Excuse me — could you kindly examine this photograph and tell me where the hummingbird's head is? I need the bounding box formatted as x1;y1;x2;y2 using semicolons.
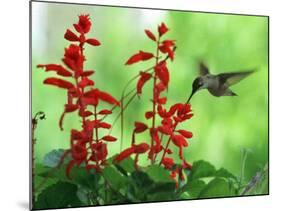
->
186;77;205;104
192;77;205;92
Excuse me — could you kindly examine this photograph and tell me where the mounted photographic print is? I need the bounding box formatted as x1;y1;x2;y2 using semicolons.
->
30;1;269;210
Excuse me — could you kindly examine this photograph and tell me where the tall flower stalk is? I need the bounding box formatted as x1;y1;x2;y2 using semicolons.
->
115;23;194;185
37;15;120;177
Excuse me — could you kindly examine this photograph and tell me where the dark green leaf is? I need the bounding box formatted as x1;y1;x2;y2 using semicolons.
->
102;166;128;193
145;165;173;183
182;179;206;198
34;181;82;209
131;171;153;187
115;157;135;174
188;160;216;181
215;168;237;180
147;182;176;194
199;177;236;198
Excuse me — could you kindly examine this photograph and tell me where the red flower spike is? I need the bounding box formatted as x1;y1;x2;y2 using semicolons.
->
114;147;135;162
86;38;101;46
145;29;156;41
98;109;112;115
37;64;73;77
177;130;193;139
64;29;79;42
158;22;169;37
74;14;91;34
102;135;117;142
134;122;148;133
162;157;174;169
44;78;75;89
137;72;152;95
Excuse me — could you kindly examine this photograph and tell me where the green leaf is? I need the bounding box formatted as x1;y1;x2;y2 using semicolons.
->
182;179;206;198
145;165;173;183
102;166;128;193
199;177;236;198
34;181;82;209
148;182;176;194
43;149;70;167
131;171;153;187
115;157;135;174
215;168;237;180
70;167;101;190
188;160;216;181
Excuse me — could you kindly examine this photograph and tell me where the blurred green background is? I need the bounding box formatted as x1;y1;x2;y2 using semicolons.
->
32;2;268;182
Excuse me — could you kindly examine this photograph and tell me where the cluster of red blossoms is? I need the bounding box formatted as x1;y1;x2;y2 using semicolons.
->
37;15;120;176
114;23;193;185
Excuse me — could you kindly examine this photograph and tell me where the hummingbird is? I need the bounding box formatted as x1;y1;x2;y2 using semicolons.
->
186;62;254;103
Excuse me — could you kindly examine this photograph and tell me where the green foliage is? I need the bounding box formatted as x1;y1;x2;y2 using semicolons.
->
34;181;82;209
198;178;236;198
145;165;174;183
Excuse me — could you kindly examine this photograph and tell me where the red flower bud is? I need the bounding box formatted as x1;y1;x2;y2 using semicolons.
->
158;22;169;37
134;122;148;133
145;29;156;41
102;135;117;142
64;29;79;41
86;38;101;46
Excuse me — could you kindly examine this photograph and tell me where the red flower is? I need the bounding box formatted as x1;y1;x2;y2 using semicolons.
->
133;143;150;153
154;62;169;87
134;122;148;133
177;130;193;139
37;64;72;77
125;51;154;65
145;29;156;41
43;77;74;89
162;157;174;169
145;111;154;119
158;22;169;37
114;147;135;162
86;38;101;46
159;40;175;61
98;109;112;115
63;44;84;72
71;143;87;162
102;135;117;142
73;14;91;34
137;72;152;94
90;143;108;161
84;89;120;106
64;29;79;42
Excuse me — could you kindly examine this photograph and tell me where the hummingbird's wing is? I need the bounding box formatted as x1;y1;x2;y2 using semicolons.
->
199;62;210;76
218;71;254;87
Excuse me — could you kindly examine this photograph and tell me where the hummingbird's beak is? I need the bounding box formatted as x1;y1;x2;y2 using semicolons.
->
186;89;196;104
